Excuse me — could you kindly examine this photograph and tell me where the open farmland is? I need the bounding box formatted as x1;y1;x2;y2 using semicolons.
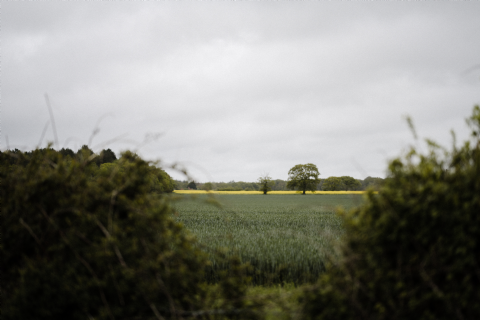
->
172;194;365;284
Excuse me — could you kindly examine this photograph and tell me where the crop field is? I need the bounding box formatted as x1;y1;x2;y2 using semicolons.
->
173;190;368;195
171;194;365;285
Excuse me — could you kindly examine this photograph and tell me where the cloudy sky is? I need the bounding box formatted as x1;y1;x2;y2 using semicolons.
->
2;2;480;182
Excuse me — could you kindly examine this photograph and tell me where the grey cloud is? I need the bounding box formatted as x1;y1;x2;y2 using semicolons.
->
3;2;480;183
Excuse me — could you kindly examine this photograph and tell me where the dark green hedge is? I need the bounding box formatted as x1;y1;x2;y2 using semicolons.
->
300;106;480;320
1;149;257;319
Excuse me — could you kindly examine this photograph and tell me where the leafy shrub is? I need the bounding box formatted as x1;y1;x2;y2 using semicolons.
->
300;106;480;319
1;148;253;319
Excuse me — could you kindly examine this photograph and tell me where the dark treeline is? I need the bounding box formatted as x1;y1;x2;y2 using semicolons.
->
1;145;175;193
1;145;118;167
175;176;385;191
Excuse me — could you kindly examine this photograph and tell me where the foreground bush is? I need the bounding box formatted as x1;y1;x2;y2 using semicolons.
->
1;149;256;319
300;106;480;320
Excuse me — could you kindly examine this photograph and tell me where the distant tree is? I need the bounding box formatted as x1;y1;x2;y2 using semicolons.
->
322;176;362;191
59;148;75;158
99;148;117;164
187;181;197;190
322;177;343;191
174;180;188;190
272;179;287;191
248;182;260;191
236;181;247;190
76;145;94;160
257;174;274;195
287;164;321;195
317;179;325;190
340;176;362;191
202;182;213;191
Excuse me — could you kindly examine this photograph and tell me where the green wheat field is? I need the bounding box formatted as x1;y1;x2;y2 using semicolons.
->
172;194;365;285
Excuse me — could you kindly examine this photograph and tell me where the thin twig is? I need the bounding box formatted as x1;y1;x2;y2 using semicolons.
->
91;133;129;153
156;273;178;319
93;216;128;269
37;121;50;148
149;303;166;320
19;218;43;247
44;93;59;149
75;231;93;246
109;265;125;306
88;113;114;147
108;190;118;235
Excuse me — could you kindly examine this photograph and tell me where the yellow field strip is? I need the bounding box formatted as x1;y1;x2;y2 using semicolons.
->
173;190;372;195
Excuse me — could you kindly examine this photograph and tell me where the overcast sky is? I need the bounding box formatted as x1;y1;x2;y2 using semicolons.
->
2;2;480;182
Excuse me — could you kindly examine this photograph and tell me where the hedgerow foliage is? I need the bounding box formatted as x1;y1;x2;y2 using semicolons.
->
300;106;480;320
1;148;255;319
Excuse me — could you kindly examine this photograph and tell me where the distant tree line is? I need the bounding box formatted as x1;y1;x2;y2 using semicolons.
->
319;176;386;191
175;180;262;191
174;176;385;191
2;145;117;167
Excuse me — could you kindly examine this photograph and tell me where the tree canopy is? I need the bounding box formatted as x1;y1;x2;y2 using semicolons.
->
257;174;274;195
322;176;362;191
321;176;343;191
187;181;197;190
286;163;321;194
202;182;213;191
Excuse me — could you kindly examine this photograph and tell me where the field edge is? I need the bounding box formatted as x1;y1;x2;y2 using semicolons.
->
173;190;372;195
